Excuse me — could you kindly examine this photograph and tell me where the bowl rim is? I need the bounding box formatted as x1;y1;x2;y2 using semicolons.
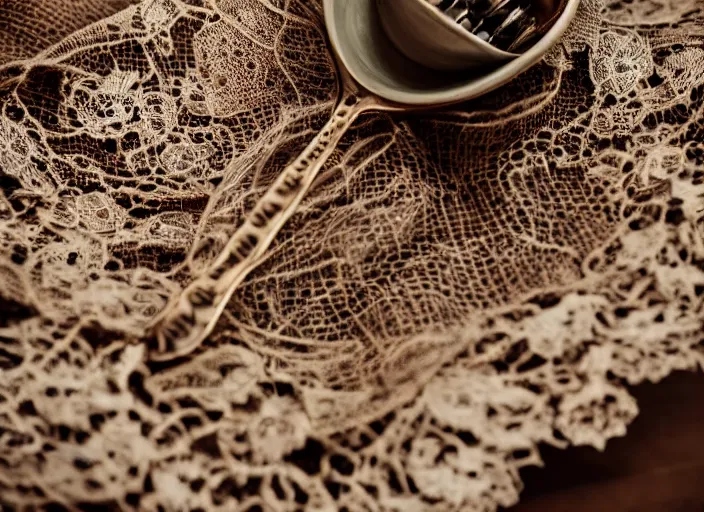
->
323;0;581;106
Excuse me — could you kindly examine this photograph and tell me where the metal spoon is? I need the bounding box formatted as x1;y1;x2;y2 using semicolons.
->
149;0;580;360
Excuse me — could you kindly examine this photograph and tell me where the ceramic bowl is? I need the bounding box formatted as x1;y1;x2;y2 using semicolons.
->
323;0;580;106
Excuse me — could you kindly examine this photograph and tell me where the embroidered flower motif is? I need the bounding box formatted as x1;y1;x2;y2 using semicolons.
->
520;294;610;358
248;396;310;464
591;30;653;95
422;367;552;447
141;0;179;54
70;72;141;135
69;72;175;140
159;137;217;178
555;379;638;450
406;436;519;508
0;118;55;195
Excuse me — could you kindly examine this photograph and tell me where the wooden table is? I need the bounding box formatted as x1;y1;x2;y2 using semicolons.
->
508;371;704;512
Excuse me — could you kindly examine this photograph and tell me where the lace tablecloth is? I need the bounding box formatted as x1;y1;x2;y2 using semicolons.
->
0;0;703;510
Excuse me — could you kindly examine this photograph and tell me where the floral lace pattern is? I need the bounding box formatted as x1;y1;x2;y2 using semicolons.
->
0;0;703;510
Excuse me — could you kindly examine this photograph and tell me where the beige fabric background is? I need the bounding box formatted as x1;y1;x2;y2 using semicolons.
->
0;0;703;510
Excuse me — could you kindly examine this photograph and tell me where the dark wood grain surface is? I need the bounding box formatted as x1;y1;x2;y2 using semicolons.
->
507;371;704;512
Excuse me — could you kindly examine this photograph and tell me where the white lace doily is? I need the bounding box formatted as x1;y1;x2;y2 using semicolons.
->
0;0;703;510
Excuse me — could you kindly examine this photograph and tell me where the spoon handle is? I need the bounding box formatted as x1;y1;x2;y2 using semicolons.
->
149;91;373;360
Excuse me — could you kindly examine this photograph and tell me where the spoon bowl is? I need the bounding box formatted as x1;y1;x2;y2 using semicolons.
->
324;0;579;106
377;0;519;71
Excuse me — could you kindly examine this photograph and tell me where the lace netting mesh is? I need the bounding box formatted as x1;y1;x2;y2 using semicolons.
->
0;0;703;509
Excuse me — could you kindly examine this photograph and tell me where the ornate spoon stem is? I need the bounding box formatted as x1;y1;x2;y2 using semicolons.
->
150;89;376;359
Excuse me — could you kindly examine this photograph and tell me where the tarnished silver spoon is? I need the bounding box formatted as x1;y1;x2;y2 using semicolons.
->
149;0;580;360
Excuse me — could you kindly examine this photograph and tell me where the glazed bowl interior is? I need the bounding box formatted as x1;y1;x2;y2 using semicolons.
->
323;0;580;107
